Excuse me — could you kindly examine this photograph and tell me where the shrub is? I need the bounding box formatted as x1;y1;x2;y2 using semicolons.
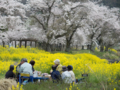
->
0;79;17;90
103;53;119;60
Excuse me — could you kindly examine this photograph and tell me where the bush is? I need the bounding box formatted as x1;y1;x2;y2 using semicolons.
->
103;53;119;60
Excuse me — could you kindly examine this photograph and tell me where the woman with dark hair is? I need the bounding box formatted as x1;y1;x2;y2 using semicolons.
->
29;60;52;81
29;60;35;73
67;65;85;83
5;65;15;79
67;65;75;82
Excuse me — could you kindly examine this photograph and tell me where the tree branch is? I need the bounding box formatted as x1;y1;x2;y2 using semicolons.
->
47;0;56;25
69;25;79;41
55;32;67;39
31;15;46;30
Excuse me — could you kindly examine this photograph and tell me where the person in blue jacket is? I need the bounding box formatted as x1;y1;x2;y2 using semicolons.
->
51;65;61;83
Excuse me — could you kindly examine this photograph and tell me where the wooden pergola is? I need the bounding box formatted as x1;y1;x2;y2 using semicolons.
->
10;39;38;48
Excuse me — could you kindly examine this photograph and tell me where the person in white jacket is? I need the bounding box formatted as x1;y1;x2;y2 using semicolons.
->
67;65;75;82
67;65;85;83
61;66;72;84
19;58;33;76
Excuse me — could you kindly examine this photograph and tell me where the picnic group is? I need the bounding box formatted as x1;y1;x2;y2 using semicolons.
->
5;58;84;85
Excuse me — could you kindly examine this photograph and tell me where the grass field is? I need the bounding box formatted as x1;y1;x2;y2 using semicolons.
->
0;74;4;79
22;81;120;90
0;46;120;90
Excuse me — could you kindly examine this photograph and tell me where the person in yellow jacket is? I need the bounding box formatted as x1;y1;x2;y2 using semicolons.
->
50;59;63;74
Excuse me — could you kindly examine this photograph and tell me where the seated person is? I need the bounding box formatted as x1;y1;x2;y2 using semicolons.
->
29;60;51;81
50;59;62;74
29;60;41;77
19;58;33;76
5;65;15;79
67;65;75;82
67;65;84;83
61;66;72;84
29;60;35;73
51;65;61;83
16;58;27;80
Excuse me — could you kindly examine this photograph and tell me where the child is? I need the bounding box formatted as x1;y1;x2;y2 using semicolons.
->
5;65;15;79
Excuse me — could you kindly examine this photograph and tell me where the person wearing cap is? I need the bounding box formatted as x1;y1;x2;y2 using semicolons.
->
16;58;28;80
19;58;33;76
61;66;72;84
50;59;63;74
5;65;15;79
67;65;75;82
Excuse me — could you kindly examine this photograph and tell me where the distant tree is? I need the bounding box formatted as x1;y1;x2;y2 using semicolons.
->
28;0;89;51
84;3;120;51
0;0;26;44
53;2;89;52
27;0;120;52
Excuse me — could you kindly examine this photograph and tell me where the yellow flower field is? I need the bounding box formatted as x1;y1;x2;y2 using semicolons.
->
0;46;120;84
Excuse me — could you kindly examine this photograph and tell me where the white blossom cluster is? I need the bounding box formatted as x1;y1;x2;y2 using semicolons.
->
0;0;119;48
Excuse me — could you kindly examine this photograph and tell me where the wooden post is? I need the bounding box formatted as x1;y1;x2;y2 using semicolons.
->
35;41;37;47
20;41;22;48
2;41;5;47
15;41;16;48
25;41;27;48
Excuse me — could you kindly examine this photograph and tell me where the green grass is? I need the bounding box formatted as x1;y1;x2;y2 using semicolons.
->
52;50;115;59
0;74;4;79
1;49;120;90
22;80;120;90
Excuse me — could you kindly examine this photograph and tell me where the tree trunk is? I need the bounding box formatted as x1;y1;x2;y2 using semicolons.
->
82;45;84;50
87;45;90;50
76;45;78;50
65;39;71;52
100;45;104;52
105;46;109;52
45;43;51;51
90;41;93;51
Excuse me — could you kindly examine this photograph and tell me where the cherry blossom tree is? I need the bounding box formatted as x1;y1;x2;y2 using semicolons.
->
82;1;120;51
28;0;91;51
0;0;27;44
53;1;89;52
13;0;119;52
